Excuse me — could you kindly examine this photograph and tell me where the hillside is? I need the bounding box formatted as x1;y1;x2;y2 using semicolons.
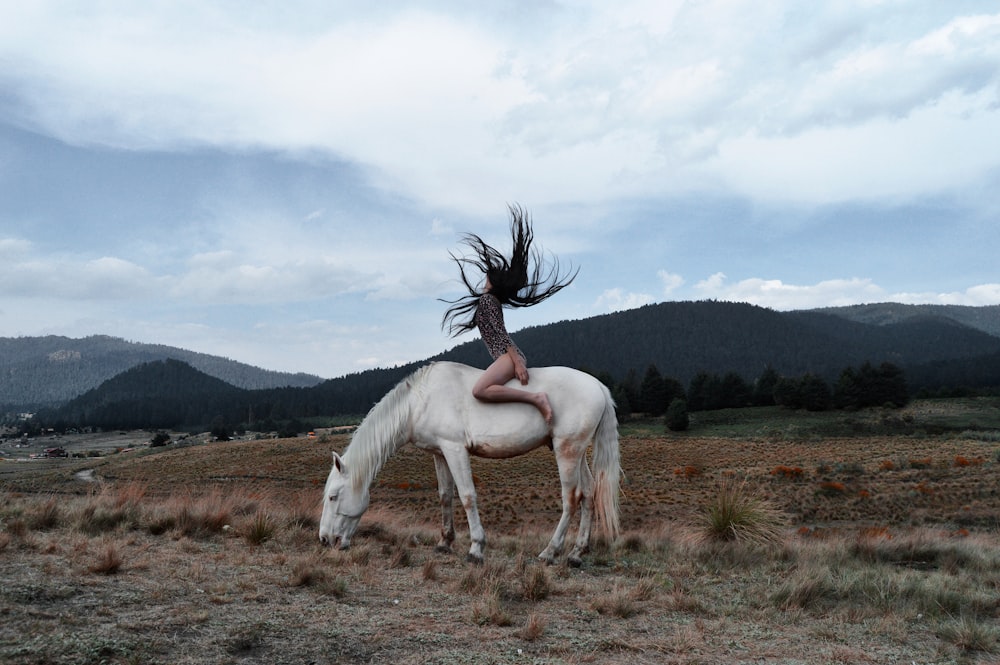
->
814;302;1000;337
0;335;323;408
436;301;1000;385
23;301;1000;430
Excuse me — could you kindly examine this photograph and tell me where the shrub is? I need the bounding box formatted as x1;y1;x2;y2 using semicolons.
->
770;465;804;479
592;586;638;618
521;564;551;601
243;511;276;545
700;480;784;546
521;613;546;641
665;398;689;431
818;481;847;496
90;540;123;575
937;617;999;654
28;496;60;530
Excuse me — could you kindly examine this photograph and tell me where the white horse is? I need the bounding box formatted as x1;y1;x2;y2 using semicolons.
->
319;361;621;566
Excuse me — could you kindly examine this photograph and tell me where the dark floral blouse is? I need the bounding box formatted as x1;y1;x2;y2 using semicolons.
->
474;293;525;362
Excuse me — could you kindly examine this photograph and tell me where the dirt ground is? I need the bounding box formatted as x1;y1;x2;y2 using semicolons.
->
2;424;999;664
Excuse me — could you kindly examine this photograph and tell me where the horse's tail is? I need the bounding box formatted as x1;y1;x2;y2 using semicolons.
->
591;384;621;540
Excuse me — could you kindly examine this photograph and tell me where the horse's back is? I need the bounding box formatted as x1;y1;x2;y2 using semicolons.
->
423;362;610;439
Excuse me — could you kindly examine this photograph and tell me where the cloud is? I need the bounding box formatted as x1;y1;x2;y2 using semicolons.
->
0;252;156;300
694;273;886;310
430;218;454;237
658;270;684;295
891;283;1000;307
594;288;654;312
2;3;997;212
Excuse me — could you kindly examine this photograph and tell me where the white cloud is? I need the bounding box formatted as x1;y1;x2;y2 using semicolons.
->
694;274;886;310
658;270;685;296
2;3;996;212
891;284;1000;307
594;288;654;312
430;218;454;237
0;253;156;300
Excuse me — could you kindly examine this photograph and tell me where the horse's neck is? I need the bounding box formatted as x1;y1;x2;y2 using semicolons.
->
343;382;413;488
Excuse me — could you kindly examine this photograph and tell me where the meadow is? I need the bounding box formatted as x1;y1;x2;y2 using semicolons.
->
2;399;1000;664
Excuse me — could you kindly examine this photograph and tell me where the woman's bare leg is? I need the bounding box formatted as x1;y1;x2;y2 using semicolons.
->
472;354;553;423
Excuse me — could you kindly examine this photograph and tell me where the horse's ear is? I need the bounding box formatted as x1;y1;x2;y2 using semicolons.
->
332;451;346;474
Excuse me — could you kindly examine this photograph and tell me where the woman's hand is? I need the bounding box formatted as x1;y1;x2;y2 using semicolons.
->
509;347;529;384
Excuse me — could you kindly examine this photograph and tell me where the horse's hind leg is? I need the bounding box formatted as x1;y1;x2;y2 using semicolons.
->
567;459;595;567
539;439;585;565
433;454;456;554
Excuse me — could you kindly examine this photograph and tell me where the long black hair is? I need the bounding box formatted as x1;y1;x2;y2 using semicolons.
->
441;204;577;337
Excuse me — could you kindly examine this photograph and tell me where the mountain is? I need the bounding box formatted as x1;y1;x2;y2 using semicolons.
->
51;358;247;430
812;303;1000;338
16;301;1000;428
435;301;1000;385
0;335;323;408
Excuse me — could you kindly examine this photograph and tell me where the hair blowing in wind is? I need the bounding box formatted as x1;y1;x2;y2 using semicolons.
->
441;204;578;337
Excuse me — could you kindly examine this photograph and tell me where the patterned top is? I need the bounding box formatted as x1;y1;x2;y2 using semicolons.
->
474;293;525;362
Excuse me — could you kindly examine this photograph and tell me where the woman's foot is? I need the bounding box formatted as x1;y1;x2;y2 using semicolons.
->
534;392;553;424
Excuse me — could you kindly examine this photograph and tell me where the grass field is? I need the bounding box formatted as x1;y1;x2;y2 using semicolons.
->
2;399;999;664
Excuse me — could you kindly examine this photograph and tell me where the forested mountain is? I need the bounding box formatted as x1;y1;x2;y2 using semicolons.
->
441;301;1000;386
50;359;246;431
15;301;1000;430
813;303;1000;338
0;335;323;408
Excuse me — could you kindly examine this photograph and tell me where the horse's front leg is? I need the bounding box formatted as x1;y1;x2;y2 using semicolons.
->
432;454;456;553
439;445;486;564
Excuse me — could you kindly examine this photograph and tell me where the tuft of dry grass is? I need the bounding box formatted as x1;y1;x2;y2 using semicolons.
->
28;496;61;530
89;538;123;575
592;585;638;618
288;555;349;597
521;563;552;601
937;616;999;654
700;479;785;546
242;510;276;545
520;612;547;641
421;558;438;581
470;588;512;626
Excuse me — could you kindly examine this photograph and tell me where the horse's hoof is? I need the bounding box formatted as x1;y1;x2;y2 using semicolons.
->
435;544;453;555
567;555;583;568
537;553;556;566
466;553;484;565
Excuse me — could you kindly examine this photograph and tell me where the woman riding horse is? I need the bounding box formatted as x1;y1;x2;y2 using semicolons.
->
441;205;577;423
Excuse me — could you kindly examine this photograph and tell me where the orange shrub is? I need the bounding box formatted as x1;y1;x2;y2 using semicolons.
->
954;455;985;467
674;465;702;480
818;481;846;494
909;457;932;469
879;460;895;471
770;465;804;479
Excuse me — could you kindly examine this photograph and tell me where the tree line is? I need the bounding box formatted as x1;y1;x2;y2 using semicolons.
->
588;360;911;431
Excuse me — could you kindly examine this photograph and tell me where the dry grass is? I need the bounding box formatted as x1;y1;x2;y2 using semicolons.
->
1;483;998;663
699;478;785;545
2;420;1000;663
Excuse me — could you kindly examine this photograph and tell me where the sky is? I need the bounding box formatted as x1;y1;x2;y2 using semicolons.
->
1;1;999;379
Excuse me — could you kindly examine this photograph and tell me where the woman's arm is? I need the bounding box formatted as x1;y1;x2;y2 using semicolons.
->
507;345;529;384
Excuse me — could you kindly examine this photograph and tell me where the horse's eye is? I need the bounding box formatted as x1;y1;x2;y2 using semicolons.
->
328;493;338;502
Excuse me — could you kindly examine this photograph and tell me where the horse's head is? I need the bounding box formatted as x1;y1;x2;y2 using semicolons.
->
318;451;370;549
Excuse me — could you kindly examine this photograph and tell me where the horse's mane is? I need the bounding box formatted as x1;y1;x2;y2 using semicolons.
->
342;364;430;491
